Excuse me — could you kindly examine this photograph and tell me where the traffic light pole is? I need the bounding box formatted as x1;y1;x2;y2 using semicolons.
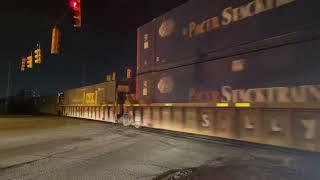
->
5;60;11;113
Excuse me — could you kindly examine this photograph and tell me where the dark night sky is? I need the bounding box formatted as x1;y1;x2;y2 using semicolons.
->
0;0;187;97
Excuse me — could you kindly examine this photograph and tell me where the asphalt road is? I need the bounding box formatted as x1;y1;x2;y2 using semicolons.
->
0;116;317;180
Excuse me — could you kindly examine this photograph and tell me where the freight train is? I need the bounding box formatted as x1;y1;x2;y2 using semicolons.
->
54;0;320;152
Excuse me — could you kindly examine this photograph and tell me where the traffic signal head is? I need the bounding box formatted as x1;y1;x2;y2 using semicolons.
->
70;0;82;28
26;54;33;69
21;58;26;71
34;46;41;64
106;75;112;82
126;68;132;79
112;72;116;81
51;27;60;54
70;0;80;11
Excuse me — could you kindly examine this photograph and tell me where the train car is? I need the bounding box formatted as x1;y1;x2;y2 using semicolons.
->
134;0;320;152
61;81;119;122
61;0;320;152
60;76;136;123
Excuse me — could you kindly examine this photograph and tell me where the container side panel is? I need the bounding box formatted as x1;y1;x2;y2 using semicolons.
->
137;39;320;105
137;0;320;72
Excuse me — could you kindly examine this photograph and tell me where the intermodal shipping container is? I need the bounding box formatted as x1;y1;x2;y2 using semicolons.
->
63;81;116;105
137;38;320;104
137;0;320;74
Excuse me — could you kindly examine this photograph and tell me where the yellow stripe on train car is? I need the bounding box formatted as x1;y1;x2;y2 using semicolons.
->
216;103;229;107
235;103;251;107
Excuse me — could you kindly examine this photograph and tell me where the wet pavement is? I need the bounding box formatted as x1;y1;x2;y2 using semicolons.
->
0;116;319;180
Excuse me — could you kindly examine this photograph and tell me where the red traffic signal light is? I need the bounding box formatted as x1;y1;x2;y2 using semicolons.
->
69;0;82;28
70;0;80;11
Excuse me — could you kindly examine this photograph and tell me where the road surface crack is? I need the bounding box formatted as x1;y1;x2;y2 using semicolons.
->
0;156;47;170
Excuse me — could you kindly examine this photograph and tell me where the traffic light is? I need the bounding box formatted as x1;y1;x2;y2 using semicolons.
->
70;0;82;28
51;27;60;54
106;75;112;82
126;68;132;79
112;72;116;81
34;43;41;64
26;53;33;69
20;58;26;72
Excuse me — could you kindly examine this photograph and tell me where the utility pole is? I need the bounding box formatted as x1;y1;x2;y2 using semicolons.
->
5;60;11;113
